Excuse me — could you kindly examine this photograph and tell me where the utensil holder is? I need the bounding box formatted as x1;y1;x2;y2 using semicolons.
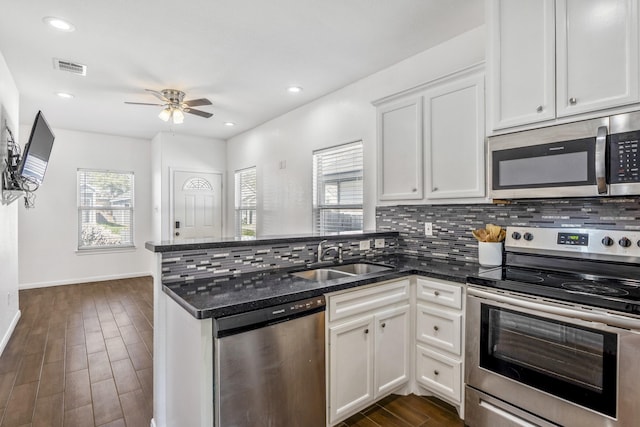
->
478;241;503;267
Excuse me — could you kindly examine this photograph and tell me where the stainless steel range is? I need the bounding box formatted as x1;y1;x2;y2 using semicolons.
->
465;226;640;427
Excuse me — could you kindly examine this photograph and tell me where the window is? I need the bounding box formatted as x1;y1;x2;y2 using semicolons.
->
235;167;257;239
78;169;134;249
313;141;363;233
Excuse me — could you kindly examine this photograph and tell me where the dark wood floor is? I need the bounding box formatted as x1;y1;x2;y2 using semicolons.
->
342;393;464;427
0;277;464;427
0;277;154;427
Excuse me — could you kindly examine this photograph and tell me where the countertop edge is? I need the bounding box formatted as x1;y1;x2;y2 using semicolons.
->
162;265;470;320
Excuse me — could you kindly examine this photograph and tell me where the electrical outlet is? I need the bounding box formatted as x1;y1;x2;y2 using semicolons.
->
374;238;385;248
359;240;371;250
424;222;433;236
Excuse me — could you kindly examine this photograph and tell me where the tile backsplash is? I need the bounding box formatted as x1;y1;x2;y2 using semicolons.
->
376;197;640;263
161;237;398;283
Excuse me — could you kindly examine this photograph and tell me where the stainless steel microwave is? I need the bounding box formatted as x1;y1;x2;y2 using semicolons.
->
489;111;640;199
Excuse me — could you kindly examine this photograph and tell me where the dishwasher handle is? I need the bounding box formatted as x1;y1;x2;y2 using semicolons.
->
215;295;326;338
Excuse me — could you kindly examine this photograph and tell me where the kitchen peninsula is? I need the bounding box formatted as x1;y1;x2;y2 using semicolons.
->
146;231;489;426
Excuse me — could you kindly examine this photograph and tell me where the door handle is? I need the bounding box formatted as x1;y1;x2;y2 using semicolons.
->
595;126;608;194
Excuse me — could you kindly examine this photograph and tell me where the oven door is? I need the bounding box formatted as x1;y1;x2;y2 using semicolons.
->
466;287;640;427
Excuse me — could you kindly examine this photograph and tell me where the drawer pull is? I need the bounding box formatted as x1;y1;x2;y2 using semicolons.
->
434;291;440;297
434;370;439;376
433;325;439;332
364;328;369;334
381;322;386;328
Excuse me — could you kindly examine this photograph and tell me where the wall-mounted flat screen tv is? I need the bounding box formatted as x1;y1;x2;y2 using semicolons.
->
18;111;55;185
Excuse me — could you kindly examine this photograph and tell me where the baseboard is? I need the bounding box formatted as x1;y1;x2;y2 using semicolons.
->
150;418;156;427
19;272;153;290
0;310;21;357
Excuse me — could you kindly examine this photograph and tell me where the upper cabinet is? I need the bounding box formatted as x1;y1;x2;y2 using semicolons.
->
556;0;639;116
488;0;556;129
374;64;486;204
488;0;639;132
377;96;424;201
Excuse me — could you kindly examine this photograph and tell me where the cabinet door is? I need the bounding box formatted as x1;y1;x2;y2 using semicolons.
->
556;0;639;117
424;71;485;199
488;0;556;129
416;304;462;356
416;345;462;403
329;316;375;424
374;305;410;396
377;96;424;201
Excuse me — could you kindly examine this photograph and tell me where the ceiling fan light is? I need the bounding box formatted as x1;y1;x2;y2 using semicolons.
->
158;107;172;122
172;108;185;124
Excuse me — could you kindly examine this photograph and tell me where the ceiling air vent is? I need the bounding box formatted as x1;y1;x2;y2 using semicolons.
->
53;58;87;76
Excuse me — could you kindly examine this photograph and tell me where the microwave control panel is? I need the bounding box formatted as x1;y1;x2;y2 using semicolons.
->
609;131;639;183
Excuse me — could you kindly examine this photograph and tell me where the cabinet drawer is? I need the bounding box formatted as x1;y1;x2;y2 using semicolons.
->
416;345;461;403
416;304;462;355
416;277;462;309
328;279;410;322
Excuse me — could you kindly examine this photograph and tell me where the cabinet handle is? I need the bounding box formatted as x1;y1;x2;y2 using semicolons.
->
412;188;417;192
381;322;386;328
434;291;440;297
536;105;543;113
364;328;369;334
434;370;439;376
569;97;577;105
433;325;439;332
432;187;438;192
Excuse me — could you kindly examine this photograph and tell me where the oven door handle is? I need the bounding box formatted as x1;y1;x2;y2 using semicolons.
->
595;125;608;194
468;287;640;331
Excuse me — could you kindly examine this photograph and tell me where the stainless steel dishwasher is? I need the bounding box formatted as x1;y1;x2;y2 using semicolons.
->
214;295;326;427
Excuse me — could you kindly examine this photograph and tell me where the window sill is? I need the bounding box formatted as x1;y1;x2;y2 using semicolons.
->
76;246;137;255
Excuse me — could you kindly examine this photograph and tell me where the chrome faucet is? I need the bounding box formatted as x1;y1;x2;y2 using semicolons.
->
317;240;343;263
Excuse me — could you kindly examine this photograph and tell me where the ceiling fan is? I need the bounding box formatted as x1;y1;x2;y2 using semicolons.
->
125;89;213;124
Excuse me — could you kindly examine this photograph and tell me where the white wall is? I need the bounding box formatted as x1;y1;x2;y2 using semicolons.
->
0;49;21;354
226;26;486;237
151;132;227;240
17;128;154;288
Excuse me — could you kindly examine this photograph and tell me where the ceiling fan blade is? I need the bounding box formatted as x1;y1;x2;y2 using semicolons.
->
124;101;164;106
145;89;169;102
183;98;212;107
184;108;213;118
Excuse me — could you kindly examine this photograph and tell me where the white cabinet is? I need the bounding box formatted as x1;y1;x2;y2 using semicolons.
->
424;72;485;199
374;64;486;204
327;279;410;425
556;0;639;116
488;0;556;129
377;97;424;201
489;0;640;131
415;277;465;411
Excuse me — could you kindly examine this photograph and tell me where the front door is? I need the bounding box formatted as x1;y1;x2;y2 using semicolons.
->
172;170;222;239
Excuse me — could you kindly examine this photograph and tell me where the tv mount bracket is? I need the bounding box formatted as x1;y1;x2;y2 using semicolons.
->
1;123;25;206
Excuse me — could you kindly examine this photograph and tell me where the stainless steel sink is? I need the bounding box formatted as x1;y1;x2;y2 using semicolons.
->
290;269;353;281
290;263;392;282
329;263;392;275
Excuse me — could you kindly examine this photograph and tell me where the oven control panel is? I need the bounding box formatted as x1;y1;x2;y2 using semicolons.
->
506;226;640;262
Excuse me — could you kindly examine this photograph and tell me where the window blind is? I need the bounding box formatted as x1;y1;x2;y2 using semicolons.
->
235;167;257;238
78;169;134;249
313;141;363;233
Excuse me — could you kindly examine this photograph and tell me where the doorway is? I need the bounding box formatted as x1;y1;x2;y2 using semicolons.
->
171;170;222;239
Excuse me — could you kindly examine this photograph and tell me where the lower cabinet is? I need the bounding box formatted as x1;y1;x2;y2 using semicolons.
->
327;279;411;425
326;276;465;425
415;277;465;413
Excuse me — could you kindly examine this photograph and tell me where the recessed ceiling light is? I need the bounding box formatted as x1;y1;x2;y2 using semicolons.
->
287;86;303;93
43;16;75;32
56;92;74;99
224;122;235;127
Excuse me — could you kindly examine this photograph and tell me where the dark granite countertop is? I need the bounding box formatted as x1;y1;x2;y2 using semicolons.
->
163;255;496;319
146;230;399;253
